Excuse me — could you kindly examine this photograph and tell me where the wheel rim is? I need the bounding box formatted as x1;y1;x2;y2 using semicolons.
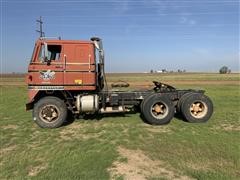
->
39;104;60;123
189;101;208;119
151;102;169;119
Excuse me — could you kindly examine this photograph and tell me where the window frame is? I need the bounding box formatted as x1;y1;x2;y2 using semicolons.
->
37;43;63;62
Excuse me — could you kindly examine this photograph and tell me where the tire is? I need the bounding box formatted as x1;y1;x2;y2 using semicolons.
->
141;94;175;125
140;93;155;113
176;92;193;113
181;93;213;123
33;96;67;128
140;99;145;113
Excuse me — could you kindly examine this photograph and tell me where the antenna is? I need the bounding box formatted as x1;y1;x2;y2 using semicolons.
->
36;16;45;37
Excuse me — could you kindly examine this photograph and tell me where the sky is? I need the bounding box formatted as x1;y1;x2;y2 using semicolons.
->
0;0;239;73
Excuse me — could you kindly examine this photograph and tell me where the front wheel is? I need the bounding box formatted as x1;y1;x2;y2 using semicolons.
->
33;96;67;128
141;95;175;125
181;93;213;123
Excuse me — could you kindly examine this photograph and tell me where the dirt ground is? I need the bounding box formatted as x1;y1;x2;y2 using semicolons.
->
108;147;193;180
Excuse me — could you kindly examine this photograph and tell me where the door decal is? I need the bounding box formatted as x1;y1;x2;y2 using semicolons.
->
39;70;56;81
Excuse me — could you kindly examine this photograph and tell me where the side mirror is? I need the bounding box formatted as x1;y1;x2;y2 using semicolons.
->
93;41;100;50
91;37;103;50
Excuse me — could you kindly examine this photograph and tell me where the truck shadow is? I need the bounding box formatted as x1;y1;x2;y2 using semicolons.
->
173;113;189;123
63;111;138;126
63;110;188;127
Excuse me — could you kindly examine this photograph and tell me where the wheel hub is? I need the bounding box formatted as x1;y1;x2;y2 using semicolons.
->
154;104;163;113
190;101;207;118
40;105;59;122
151;102;168;119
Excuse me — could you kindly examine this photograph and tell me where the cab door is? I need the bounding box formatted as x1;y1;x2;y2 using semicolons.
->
63;43;96;90
28;42;64;86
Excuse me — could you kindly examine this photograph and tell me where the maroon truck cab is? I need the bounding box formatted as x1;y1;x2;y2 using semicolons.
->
26;39;97;105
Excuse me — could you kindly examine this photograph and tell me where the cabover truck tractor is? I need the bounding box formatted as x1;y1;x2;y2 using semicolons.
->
26;37;213;128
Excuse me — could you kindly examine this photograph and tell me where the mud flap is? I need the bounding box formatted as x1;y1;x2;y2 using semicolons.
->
26;102;34;111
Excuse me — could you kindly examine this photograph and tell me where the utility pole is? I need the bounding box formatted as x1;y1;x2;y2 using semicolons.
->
36;16;45;37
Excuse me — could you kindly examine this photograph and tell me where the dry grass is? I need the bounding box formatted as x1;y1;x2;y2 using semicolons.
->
2;124;19;130
28;163;48;177
108;147;193;180
213;123;240;132
0;145;17;155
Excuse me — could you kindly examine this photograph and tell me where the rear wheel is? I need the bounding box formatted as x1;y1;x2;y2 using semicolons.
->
140;93;154;113
33;96;67;128
177;92;193;113
181;93;213;123
142;95;174;125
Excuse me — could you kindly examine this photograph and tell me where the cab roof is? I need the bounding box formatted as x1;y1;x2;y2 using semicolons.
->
37;38;93;44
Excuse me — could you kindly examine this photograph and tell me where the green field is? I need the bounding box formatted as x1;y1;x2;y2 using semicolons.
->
0;73;239;179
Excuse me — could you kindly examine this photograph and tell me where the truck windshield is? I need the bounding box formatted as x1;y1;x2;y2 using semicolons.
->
30;44;37;62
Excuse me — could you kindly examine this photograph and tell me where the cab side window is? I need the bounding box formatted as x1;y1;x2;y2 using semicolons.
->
38;44;62;61
48;45;62;60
